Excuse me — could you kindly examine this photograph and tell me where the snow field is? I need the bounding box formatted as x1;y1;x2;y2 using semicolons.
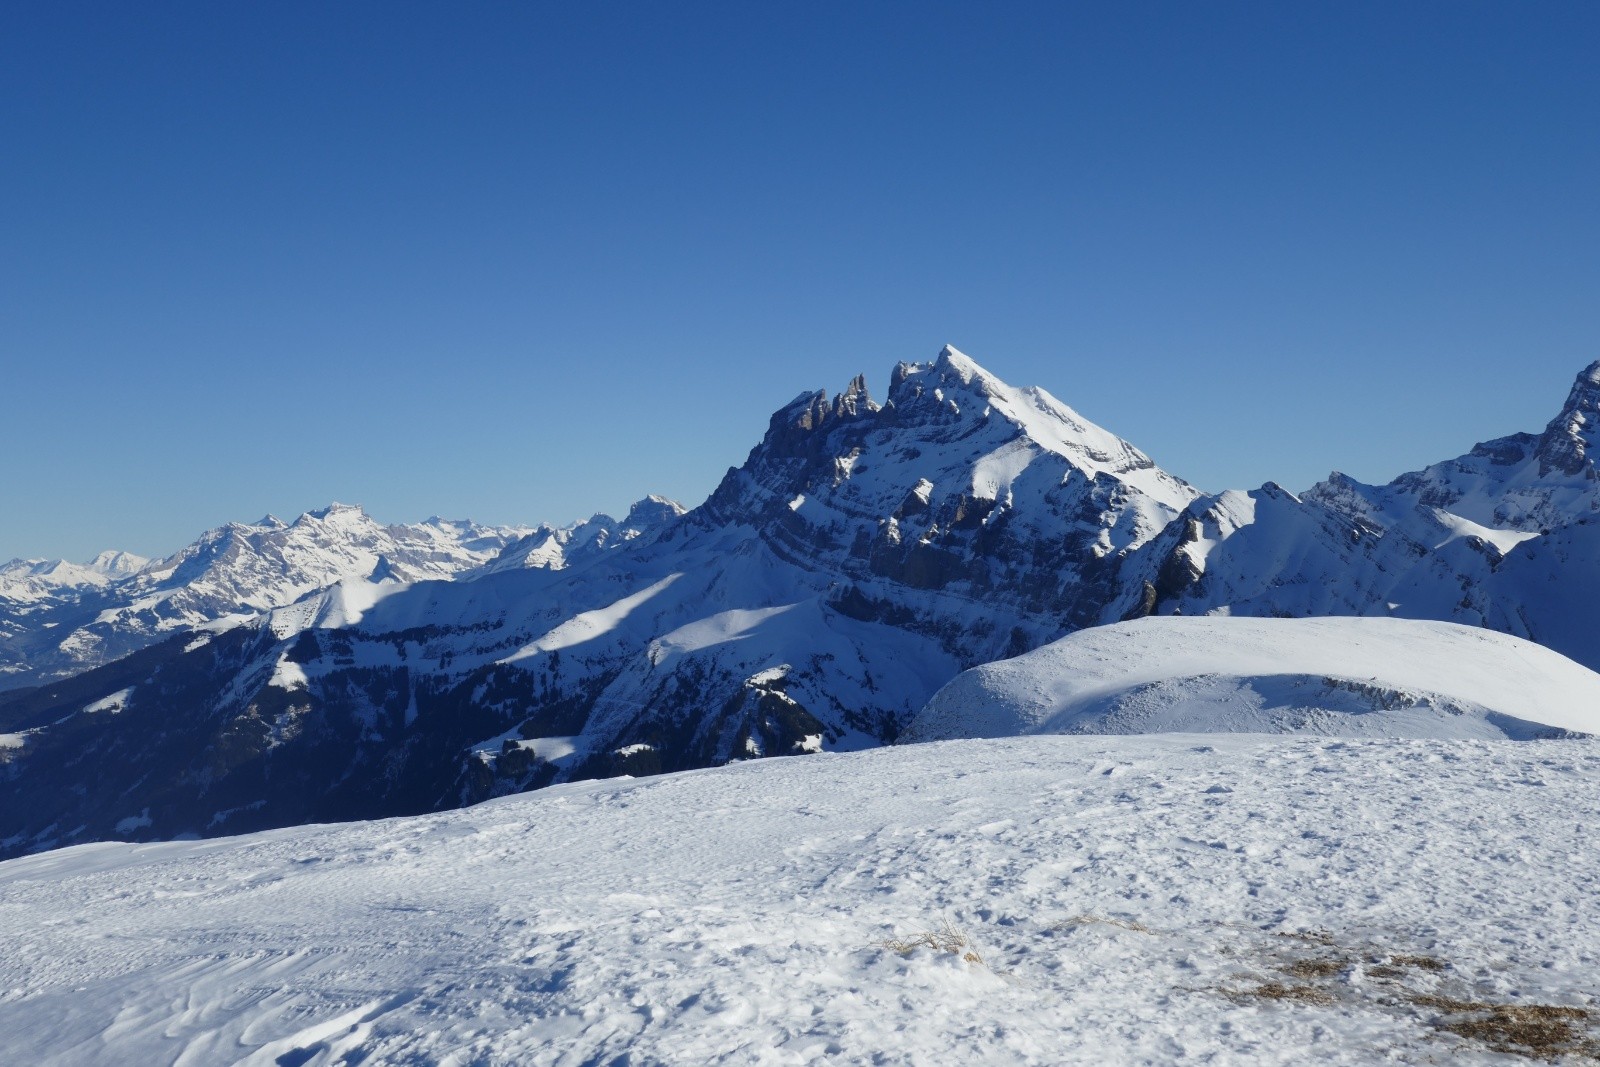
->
2;734;1598;1064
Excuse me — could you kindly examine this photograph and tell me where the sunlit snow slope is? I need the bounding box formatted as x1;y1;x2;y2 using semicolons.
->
904;617;1600;742
2;735;1598;1065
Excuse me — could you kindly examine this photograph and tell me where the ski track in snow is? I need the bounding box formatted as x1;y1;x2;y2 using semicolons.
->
2;735;1599;1065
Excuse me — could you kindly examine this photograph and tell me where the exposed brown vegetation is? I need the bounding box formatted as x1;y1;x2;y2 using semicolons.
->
1391;954;1447;972
878;919;984;966
1283;956;1347;980
1219;932;1594;1060
1239;981;1337;1006
1050;914;1154;934
1410;995;1595;1058
1273;928;1337;947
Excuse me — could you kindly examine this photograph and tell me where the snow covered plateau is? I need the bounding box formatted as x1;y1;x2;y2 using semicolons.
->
3;735;1599;1065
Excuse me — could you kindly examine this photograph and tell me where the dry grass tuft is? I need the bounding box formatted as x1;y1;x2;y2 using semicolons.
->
1274;928;1337;947
1390;954;1447;972
1050;914;1154;935
879;919;984;966
1228;981;1337;1006
1283;957;1348;980
1218;934;1596;1059
1410;995;1594;1058
1369;954;1449;981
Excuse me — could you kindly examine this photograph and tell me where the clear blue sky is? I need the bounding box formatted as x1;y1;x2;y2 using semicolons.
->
4;2;1598;562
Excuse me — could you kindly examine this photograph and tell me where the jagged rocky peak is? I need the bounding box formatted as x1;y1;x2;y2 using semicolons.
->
759;373;880;458
731;345;1198;518
471;495;684;576
832;373;875;419
1303;470;1386;524
887;344;998;405
771;347;1032;446
1536;359;1600;476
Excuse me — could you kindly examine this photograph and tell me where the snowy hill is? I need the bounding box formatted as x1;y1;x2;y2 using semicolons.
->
3;734;1598;1065
904;616;1600;742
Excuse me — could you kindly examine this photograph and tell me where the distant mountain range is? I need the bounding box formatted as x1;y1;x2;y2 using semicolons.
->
4;345;1599;857
0;499;683;690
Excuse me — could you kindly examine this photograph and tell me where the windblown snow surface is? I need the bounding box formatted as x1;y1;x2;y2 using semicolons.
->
3;735;1600;1065
904;617;1600;743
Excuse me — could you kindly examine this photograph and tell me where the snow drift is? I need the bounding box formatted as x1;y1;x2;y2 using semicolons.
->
903;616;1600;742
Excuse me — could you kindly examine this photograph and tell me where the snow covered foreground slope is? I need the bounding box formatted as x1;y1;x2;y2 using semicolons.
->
905;617;1600;742
3;735;1598;1065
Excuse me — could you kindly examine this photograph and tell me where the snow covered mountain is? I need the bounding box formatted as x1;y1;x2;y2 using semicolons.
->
1108;360;1600;654
466;495;687;576
0;346;1201;855
1323;358;1600;532
0;550;150;603
7;345;1600;859
904;616;1600;742
0;501;691;694
0;505;543;691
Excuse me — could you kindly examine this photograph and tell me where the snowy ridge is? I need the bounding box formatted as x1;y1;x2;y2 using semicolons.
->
0;496;688;691
466;495;685;577
905;616;1600;742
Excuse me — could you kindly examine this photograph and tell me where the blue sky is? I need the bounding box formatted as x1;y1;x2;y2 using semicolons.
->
3;2;1598;562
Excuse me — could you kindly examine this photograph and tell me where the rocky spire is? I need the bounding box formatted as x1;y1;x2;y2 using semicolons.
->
1535;360;1600;477
831;373;877;419
758;374;878;459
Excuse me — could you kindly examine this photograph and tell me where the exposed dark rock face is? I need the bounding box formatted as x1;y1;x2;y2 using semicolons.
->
1535;360;1600;476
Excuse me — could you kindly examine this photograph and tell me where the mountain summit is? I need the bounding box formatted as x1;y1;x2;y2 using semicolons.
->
1533;358;1600;477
